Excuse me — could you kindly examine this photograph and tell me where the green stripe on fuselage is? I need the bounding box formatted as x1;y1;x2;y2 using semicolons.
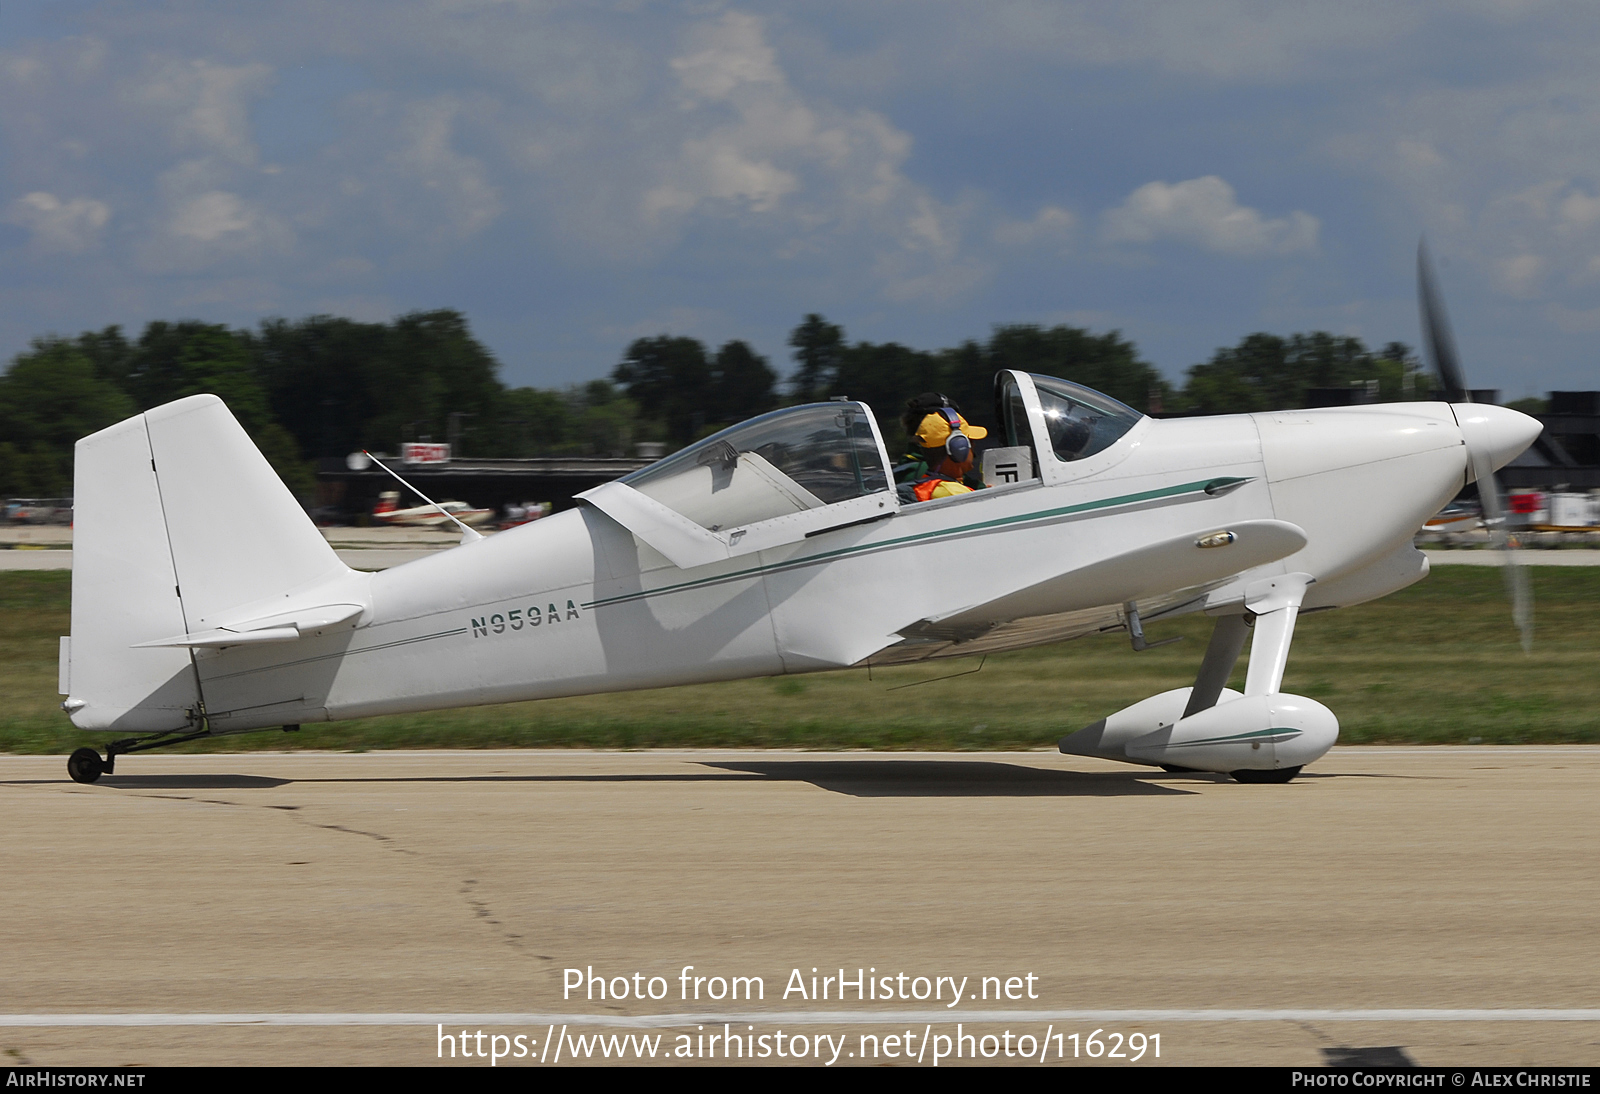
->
585;475;1250;610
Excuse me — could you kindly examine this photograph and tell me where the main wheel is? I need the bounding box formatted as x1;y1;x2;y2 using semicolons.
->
1231;766;1301;784
67;747;105;785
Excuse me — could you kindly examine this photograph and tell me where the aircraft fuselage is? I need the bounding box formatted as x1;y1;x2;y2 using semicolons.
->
179;401;1483;734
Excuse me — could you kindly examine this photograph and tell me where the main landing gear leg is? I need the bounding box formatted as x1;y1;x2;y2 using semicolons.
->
1159;614;1252;773
1183;614;1251;719
1229;572;1315;784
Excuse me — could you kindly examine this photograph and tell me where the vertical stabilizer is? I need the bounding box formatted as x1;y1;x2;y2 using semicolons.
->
143;395;348;629
67;395;351;731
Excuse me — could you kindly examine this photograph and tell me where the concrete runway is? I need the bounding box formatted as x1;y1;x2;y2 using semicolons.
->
2;747;1597;1067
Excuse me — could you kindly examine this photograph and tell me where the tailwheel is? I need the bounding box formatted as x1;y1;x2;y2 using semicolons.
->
1231;766;1302;784
67;747;106;785
63;725;213;784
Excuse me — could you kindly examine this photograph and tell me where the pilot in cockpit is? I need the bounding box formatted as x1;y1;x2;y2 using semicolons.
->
894;392;988;503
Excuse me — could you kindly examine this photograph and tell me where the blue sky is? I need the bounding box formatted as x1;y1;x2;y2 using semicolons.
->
3;1;1598;399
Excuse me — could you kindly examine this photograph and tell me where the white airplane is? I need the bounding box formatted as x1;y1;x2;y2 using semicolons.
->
372;490;494;528
57;256;1542;786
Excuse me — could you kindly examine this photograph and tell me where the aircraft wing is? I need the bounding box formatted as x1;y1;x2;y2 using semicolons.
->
865;518;1305;666
867;586;1209;665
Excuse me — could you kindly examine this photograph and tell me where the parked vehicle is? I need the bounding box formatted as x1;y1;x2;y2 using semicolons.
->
499;500;552;529
4;498;73;525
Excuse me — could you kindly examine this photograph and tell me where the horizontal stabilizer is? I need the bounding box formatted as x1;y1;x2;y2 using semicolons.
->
131;603;365;649
134;626;300;649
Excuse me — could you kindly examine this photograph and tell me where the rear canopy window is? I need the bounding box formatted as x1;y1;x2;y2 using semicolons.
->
621;403;890;530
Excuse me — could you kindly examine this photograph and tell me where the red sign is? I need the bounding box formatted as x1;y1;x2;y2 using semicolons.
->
401;443;451;465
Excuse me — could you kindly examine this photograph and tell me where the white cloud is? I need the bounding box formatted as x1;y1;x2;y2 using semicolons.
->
1463;179;1600;298
909;0;1426;83
4;1;1597;391
5;191;110;252
135;58;272;164
994;204;1076;247
636;13;827;223
1499;179;1565;222
639;11;983;301
644;12;885;225
1545;301;1600;333
1394;138;1447;174
643;136;799;219
1559;188;1600;229
1317;23;1600;310
1101;176;1319;257
137;167;293;271
169;190;255;242
874;246;991;303
670;11;785;101
1497;253;1544;297
384;97;502;239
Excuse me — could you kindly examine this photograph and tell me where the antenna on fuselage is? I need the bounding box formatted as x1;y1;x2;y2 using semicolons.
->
362;451;484;545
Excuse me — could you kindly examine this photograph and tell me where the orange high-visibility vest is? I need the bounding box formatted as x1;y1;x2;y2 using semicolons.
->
912;478;975;502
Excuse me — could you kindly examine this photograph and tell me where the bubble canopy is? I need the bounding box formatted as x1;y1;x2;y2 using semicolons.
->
619;402;892;531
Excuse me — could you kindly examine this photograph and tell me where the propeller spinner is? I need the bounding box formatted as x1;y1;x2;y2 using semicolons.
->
1417;240;1538;652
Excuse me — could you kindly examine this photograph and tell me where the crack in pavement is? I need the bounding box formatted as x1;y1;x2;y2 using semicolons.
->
115;791;422;856
88;784;552;961
459;877;547;957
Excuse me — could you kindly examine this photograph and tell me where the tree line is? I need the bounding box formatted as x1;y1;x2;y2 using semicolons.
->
0;307;1432;499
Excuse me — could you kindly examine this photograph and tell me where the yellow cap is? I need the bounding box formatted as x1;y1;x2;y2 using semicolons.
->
915;412;987;448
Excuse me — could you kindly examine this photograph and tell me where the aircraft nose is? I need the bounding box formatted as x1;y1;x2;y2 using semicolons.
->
1454;403;1543;474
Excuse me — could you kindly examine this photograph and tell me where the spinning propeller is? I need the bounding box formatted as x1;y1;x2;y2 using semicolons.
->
1417;239;1534;652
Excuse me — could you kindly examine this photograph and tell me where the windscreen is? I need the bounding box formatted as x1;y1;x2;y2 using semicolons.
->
1029;374;1144;463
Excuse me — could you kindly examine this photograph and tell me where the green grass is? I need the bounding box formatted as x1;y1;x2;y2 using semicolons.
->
4;567;1598;754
